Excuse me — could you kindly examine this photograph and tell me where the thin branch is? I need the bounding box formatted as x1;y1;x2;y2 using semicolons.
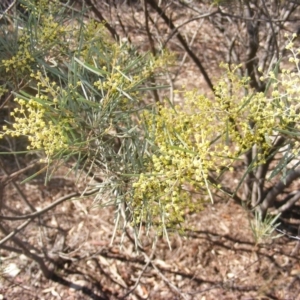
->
84;0;120;41
147;253;189;300
259;168;300;218
163;10;219;47
291;224;300;256
261;0;279;61
0;244;22;254
172;7;208;83
142;0;160;103
0;219;32;246
0;222;106;299
146;0;214;91
207;175;243;206
113;1;132;43
219;11;298;23
120;238;157;299
250;137;286;208
0;189;98;221
0;158;37;212
275;228;300;241
272;190;300;214
143;0;156;56
244;2;260;90
0;159;40;186
0;0;16;21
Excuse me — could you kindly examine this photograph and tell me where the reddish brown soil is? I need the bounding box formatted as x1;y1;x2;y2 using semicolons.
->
1;168;300;299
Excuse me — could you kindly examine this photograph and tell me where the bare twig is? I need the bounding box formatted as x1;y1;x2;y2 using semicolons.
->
172;7;208;83
291;224;300;256
0;219;32;246
261;0;279;61
0;189;98;221
120;237;157;299
275;228;300;241
84;0;120;41
0;158;37;212
0;223;106;299
163;10;219;47
146;0;214;91
146;253;189;300
112;1;132;43
259;168;300;218
244;2;260;90
0;159;41;186
142;0;160;103
272;190;300;215
0;0;16;21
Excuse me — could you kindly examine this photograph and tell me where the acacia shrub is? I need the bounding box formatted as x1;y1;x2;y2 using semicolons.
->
131;40;300;238
0;0;172;237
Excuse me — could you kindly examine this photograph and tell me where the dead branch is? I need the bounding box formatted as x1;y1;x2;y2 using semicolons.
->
0;222;107;299
120;237;157;299
0;158;37;212
0;219;32;246
146;251;189;300
146;0;214;91
0;0;16;21
0;188;98;221
84;0;120;41
0;160;40;186
142;0;160;103
163;10;219;47
272;190;300;215
259;168;300;218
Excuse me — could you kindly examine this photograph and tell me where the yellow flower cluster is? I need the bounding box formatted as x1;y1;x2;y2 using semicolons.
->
80;21;111;64
30;71;59;98
1;0;68;77
21;0;60;16
0;85;8;98
0;7;172;164
92;44;173;110
132;61;300;229
0;97;70;157
2;35;34;74
38;15;66;45
213;64;281;159
93;64;136;109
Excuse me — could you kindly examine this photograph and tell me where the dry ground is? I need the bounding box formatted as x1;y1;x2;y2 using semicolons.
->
1;168;300;299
